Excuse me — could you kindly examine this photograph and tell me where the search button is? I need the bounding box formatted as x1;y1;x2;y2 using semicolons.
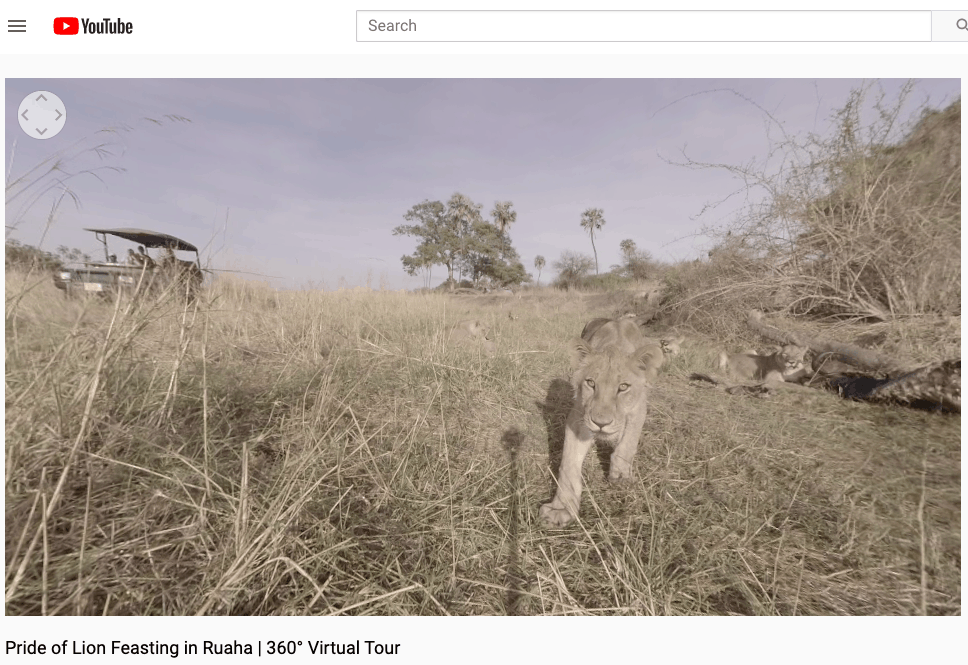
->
932;11;968;40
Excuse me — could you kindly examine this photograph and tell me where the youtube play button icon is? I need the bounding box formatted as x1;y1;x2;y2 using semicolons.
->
53;17;79;35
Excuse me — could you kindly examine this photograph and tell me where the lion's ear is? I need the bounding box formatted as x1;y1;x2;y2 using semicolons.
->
569;338;592;369
635;345;664;380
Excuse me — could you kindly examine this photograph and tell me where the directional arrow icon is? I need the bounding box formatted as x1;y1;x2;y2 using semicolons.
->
19;90;66;140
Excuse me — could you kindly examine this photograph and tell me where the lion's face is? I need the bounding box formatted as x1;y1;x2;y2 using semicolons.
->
451;319;490;340
465;320;489;339
571;345;663;445
778;345;807;374
660;336;684;356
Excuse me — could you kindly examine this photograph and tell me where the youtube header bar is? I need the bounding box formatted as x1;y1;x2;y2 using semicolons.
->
4;8;968;55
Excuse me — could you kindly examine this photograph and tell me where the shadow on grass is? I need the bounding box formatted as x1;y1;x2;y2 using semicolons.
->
501;427;526;615
536;379;573;491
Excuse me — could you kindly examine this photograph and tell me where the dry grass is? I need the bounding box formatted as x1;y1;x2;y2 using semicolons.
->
662;91;960;324
4;272;960;615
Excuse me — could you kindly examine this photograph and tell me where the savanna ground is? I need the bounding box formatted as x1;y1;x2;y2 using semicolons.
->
4;272;960;615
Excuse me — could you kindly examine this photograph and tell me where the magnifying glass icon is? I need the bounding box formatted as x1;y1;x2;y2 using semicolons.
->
958;18;968;30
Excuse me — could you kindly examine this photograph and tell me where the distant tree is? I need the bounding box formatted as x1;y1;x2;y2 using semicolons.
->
447;193;484;283
481;254;529;289
619;239;636;268
616;239;655;279
56;245;92;264
461;219;528;289
394;199;450;284
534;255;546;286
5;240;90;273
394;193;528;290
580;207;606;274
552;250;595;289
491;201;517;253
393;194;482;290
629;249;656;279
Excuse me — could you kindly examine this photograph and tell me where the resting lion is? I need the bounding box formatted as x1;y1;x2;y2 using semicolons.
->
581;318;682;357
717;345;810;384
540;318;665;527
450;319;496;356
659;335;685;356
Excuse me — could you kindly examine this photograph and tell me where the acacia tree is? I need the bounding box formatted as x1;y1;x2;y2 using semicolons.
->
419;261;432;288
393;199;457;287
534;255;546;285
460;219;528;288
580;207;606;274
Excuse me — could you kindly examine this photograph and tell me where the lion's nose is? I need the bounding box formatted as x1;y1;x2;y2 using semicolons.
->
590;415;613;430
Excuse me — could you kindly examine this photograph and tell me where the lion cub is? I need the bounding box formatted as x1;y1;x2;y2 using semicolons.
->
450;319;489;341
540;318;665;528
659;335;685;356
450;319;496;356
717;345;809;384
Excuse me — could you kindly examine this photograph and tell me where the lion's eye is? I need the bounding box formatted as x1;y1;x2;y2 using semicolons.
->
618;383;630;392
584;379;595;389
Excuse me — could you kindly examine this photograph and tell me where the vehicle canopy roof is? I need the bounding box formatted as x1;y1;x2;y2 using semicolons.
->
84;228;198;253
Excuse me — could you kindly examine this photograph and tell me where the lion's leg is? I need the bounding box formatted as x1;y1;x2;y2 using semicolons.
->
762;369;785;385
539;419;594;527
608;409;648;483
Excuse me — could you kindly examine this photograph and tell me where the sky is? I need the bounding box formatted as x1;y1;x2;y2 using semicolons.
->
5;79;960;291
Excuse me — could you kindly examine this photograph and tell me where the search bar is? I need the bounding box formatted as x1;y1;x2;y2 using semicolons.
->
357;10;934;42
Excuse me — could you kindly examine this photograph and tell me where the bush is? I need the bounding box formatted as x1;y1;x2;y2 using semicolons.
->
551;250;595;290
664;83;960;322
583;272;635;291
792;97;960;318
5;240;69;273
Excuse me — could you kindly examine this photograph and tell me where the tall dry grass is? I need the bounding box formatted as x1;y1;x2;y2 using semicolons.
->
5;270;960;615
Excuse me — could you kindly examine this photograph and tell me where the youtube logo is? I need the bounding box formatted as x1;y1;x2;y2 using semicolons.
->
52;17;133;35
53;17;79;35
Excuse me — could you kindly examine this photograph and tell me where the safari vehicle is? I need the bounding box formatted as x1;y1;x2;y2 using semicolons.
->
53;228;203;300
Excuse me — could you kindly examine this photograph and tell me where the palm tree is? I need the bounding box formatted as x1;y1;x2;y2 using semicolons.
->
491;201;516;257
580;208;606;274
619;239;636;275
534;255;545;286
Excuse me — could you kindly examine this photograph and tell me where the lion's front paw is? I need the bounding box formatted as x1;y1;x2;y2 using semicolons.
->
539;502;576;527
608;459;632;483
608;469;634;484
